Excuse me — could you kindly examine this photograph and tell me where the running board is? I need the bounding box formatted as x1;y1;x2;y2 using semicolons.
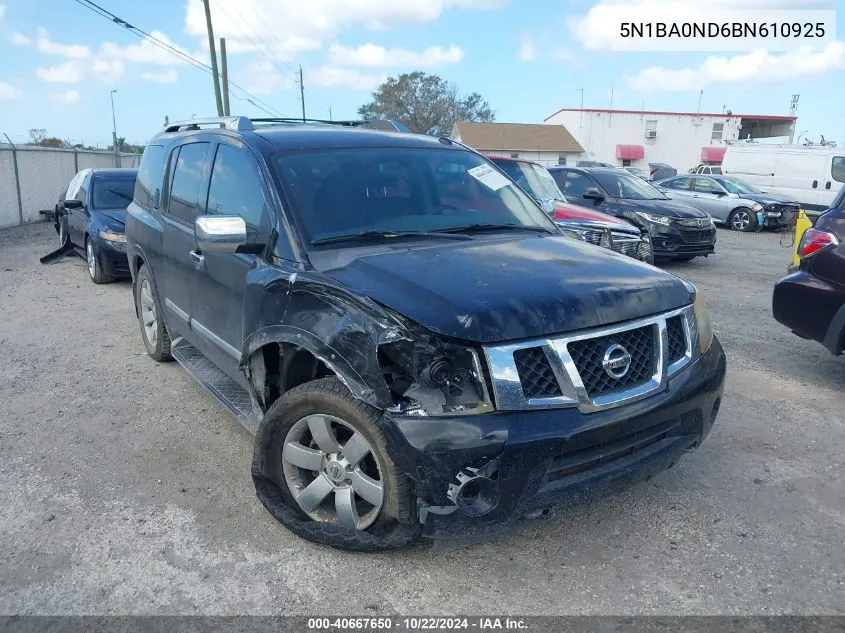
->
170;338;262;435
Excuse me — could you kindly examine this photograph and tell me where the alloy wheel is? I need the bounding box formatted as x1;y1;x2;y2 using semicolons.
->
139;279;158;347
282;414;384;530
86;240;96;279
731;210;751;231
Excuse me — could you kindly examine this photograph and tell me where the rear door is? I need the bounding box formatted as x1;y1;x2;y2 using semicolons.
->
188;139;281;382
159;140;211;343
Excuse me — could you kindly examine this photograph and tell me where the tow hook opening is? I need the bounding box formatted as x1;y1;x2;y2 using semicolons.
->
447;460;500;517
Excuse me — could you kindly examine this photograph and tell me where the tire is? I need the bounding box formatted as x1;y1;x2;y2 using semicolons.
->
728;207;756;232
134;264;172;362
252;377;419;551
86;236;113;284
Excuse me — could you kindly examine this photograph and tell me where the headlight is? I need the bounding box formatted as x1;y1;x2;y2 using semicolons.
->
99;229;126;243
693;293;714;354
633;211;671;226
561;228;587;241
381;333;494;417
750;202;764;212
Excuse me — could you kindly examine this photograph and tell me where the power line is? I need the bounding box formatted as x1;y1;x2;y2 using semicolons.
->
239;1;300;77
69;0;286;118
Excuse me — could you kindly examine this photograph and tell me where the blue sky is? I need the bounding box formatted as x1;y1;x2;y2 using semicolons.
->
0;0;843;147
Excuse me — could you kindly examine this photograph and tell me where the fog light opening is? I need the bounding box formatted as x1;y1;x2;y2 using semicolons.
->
455;476;499;517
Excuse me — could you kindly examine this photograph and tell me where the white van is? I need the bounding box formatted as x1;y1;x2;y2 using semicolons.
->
722;144;845;215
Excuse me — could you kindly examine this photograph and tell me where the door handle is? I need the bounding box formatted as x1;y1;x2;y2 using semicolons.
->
812;180;818;188
189;250;205;265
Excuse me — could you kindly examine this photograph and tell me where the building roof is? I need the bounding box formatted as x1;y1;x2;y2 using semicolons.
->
544;108;797;123
452;122;583;153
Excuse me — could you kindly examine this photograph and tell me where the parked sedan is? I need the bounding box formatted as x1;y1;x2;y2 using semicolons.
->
488;156;653;263
55;168;137;283
548;166;716;262
773;186;845;355
656;174;799;231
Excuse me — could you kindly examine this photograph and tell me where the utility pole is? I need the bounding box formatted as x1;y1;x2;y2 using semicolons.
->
220;37;230;116
697;89;703;113
110;89;119;167
299;65;306;122
202;0;224;116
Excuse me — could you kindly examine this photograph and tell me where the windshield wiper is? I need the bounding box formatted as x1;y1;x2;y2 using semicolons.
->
311;230;472;246
436;223;552;235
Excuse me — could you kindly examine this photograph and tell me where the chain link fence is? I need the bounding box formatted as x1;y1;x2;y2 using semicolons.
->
0;145;141;230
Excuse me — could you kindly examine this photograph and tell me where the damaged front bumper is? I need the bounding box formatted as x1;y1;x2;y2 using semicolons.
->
380;335;726;540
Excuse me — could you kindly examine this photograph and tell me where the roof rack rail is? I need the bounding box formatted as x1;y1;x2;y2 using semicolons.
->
250;117;413;133
163;116;255;133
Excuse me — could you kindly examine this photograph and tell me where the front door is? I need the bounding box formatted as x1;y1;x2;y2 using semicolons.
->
690;176;731;222
67;171;91;248
188;140;287;385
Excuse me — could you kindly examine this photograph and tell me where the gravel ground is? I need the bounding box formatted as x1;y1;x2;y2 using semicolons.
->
0;221;843;615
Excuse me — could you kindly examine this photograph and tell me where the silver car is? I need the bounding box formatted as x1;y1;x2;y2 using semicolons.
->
655;174;799;232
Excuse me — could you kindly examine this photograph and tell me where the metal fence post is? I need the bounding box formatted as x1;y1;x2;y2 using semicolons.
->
3;134;24;226
73;148;79;173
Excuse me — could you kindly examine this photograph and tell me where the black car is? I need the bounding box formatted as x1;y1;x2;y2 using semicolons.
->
126;116;726;550
548;166;716;262
55;168;137;283
773;187;845;355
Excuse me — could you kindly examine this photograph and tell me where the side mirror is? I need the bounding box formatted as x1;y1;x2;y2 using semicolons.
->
582;188;604;201
195;215;247;253
712;190;727;197
63;199;83;209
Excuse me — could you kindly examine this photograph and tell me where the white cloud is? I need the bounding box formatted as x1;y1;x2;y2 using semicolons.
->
327;43;463;68
0;82;23;101
10;32;31;46
518;36;537;61
99;31;191;67
236;59;295;95
0;4;5;19
141;68;179;83
50;90;80;105
626;41;845;91
36;61;84;83
36;27;91;58
310;65;387;90
91;58;126;83
184;0;501;56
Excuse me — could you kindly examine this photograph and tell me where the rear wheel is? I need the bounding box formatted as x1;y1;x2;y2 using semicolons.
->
728;207;756;232
252;377;418;551
135;265;172;361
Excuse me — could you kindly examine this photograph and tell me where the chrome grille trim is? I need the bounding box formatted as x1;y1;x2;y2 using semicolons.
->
484;305;696;413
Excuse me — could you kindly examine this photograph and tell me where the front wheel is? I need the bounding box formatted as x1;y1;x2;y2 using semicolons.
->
252;377;418;551
86;237;113;284
728;207;756;232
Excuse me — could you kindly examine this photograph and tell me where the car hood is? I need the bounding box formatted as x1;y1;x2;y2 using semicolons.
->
322;236;692;343
553;201;638;233
736;192;798;205
617;197;709;218
94;208;126;226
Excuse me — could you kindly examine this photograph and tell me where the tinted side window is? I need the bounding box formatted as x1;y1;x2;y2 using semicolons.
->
206;145;268;229
167;143;209;224
135;145;166;209
563;172;592;197
665;176;692;190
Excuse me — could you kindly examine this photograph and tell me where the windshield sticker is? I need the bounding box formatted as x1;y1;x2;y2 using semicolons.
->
467;164;512;191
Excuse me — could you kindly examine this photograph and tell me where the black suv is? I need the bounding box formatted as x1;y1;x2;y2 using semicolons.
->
773;188;845;355
548;166;717;262
126;116;726;550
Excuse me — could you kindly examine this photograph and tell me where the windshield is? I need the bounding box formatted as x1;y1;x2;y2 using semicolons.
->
91;177;136;210
493;160;563;201
592;172;668;200
274;148;555;245
719;177;761;195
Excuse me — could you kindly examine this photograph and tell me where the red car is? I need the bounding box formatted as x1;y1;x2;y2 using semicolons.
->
488;156;653;264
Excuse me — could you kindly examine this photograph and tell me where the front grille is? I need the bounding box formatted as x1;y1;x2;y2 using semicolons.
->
582;229;643;259
567;325;656;398
666;315;686;364
513;346;562;399
678;227;716;244
545;417;685;484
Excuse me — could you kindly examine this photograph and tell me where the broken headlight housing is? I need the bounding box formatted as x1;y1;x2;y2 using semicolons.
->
380;334;494;417
683;280;713;355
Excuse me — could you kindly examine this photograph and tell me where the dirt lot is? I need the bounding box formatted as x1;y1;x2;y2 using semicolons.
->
0;221;843;615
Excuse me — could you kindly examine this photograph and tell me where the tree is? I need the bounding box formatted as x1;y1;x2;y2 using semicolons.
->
29;128;46;144
358;71;495;137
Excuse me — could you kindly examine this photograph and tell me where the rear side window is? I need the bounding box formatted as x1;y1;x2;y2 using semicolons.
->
665;176;692;190
167;143;210;224
832;156;845;184
134;145;165;209
206;144;268;229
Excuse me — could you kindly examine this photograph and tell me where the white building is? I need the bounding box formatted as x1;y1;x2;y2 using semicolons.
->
544;108;797;172
451;122;584;167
